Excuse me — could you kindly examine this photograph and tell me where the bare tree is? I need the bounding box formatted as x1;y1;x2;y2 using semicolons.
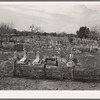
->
30;24;34;32
34;26;44;33
89;25;100;40
30;24;44;33
0;22;13;47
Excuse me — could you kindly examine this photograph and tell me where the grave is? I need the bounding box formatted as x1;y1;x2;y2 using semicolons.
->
45;56;58;66
14;43;23;52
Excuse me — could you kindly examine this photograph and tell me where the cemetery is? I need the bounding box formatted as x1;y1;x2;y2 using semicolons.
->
1;3;100;90
1;34;100;89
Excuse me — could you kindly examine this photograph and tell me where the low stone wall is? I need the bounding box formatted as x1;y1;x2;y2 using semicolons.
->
13;63;100;81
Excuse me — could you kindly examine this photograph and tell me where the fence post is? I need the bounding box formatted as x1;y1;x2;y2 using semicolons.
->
71;68;73;80
44;63;46;78
13;59;17;77
71;67;75;81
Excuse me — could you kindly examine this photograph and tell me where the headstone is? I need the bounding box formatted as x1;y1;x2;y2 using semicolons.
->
66;60;75;68
14;43;23;52
32;51;41;65
45;56;58;66
17;48;27;64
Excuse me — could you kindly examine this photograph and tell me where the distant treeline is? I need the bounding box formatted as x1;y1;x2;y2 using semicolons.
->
0;22;100;48
12;29;77;37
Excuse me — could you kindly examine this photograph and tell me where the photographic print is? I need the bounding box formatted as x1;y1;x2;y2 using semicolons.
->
0;1;100;91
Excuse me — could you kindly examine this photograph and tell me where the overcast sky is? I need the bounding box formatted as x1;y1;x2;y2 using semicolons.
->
0;2;100;33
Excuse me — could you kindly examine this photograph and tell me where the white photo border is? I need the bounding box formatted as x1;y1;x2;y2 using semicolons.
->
0;1;100;99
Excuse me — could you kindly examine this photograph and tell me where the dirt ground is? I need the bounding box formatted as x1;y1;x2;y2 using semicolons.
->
0;43;100;90
0;77;100;90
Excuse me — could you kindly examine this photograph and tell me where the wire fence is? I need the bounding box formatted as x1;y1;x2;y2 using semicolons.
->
73;70;100;81
1;60;100;82
12;62;100;82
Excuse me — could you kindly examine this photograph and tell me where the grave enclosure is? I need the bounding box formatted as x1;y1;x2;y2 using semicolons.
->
12;40;100;82
13;58;100;81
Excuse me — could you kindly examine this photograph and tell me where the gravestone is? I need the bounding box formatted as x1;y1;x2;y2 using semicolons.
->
45;56;58;66
14;43;23;52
